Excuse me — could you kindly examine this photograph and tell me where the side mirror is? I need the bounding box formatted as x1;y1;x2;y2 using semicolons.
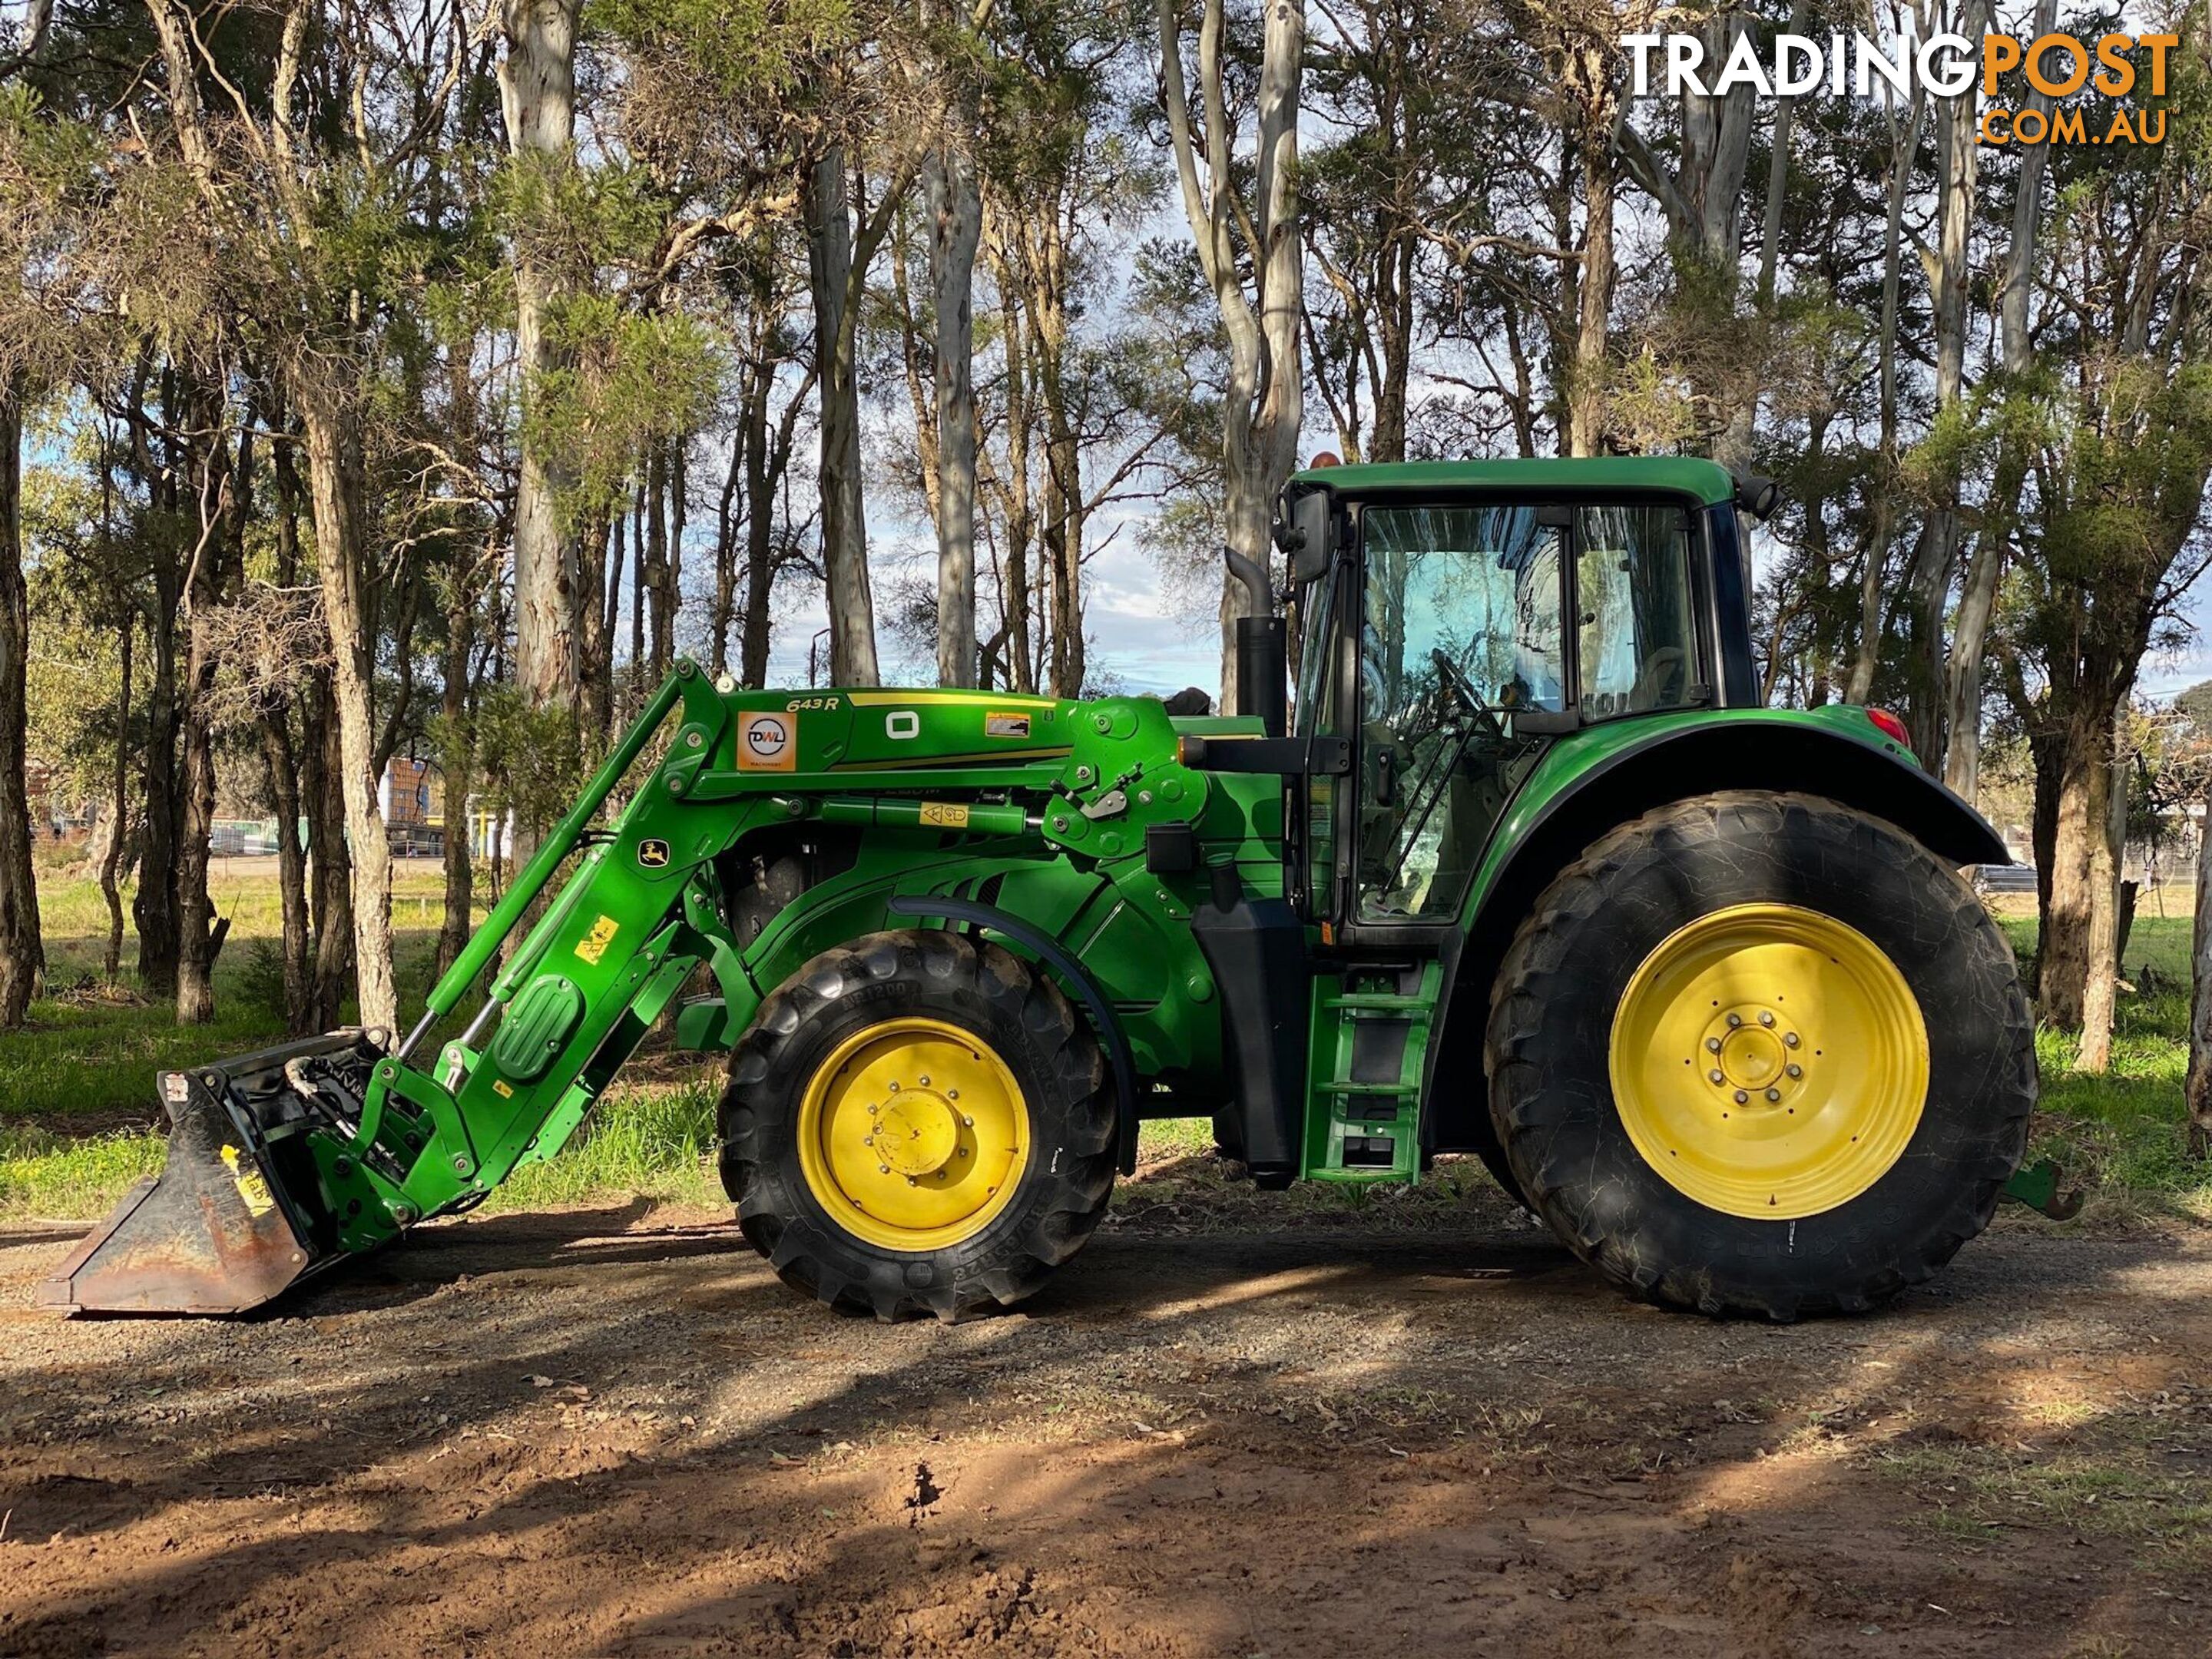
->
1273;487;1335;586
1734;473;1781;521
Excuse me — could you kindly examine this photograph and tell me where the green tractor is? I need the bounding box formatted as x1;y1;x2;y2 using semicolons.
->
45;458;2040;1323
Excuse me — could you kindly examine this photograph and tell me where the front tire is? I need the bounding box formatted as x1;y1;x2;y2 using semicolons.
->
1485;792;2035;1319
720;929;1114;1321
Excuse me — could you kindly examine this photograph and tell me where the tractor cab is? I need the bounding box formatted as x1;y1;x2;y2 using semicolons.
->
1277;461;1760;945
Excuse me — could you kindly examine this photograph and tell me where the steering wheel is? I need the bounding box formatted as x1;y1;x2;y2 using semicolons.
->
1429;648;1506;740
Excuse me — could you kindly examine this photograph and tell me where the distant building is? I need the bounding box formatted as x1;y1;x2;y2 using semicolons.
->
379;757;442;826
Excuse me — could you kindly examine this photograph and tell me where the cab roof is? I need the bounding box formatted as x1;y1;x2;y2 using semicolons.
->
1291;456;1737;506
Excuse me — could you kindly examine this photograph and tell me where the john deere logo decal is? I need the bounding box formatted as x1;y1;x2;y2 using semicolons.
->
737;710;796;771
637;839;670;869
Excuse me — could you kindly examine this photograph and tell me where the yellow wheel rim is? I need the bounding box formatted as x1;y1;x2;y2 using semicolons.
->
796;1017;1030;1252
1608;903;1929;1220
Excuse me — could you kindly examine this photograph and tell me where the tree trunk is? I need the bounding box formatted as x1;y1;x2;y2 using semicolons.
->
1157;0;1303;703
258;706;314;1033
0;378;41;1027
1949;0;2055;800
2187;780;2212;1157
1566;88;1615;459
740;419;776;687
100;618;133;981
928;144;982;688
1844;83;1929;707
300;391;397;1033
1904;0;1985;763
1028;214;1085;697
502;0;582;712
2077;714;2128;1071
300;674;351;1028
805;147;879;684
2039;705;2108;1030
134;552;183;993
643;439;671;680
435;557;475;979
995;277;1037;693
710;435;741;679
176;397;244;1025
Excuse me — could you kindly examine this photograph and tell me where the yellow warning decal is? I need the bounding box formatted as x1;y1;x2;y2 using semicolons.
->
919;802;972;829
575;913;621;965
220;1144;276;1217
985;711;1032;739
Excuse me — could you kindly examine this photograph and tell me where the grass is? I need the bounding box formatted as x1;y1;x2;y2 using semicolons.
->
1879;1410;2212;1567
3;867;2210;1227
6;862;466;1122
1991;899;2212;1227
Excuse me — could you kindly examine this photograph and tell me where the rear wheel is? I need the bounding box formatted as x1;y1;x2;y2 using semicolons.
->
720;929;1114;1320
1485;792;2034;1318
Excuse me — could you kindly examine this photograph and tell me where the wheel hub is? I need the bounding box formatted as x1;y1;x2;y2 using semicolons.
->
871;1090;962;1177
796;1018;1029;1251
1705;1008;1800;1101
1608;903;1929;1219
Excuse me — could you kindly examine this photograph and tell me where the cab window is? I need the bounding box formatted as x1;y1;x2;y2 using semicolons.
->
1574;505;1700;718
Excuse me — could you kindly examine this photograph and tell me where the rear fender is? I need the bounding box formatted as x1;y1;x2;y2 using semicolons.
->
1424;713;2008;1162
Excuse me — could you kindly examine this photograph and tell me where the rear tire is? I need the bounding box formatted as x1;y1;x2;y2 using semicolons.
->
720;929;1114;1321
1485;792;2034;1319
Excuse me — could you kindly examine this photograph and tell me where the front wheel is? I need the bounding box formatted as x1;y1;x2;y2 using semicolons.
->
720;930;1114;1321
1485;792;2035;1319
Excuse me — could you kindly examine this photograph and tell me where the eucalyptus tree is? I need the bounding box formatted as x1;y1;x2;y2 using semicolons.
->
1156;0;1302;699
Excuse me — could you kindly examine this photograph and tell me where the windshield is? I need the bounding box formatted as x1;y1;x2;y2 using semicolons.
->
1363;505;1565;720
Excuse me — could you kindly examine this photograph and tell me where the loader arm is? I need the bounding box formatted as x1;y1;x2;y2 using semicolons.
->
45;664;767;1311
45;661;1260;1315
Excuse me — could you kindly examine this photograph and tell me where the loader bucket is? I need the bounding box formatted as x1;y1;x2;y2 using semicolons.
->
39;1033;383;1316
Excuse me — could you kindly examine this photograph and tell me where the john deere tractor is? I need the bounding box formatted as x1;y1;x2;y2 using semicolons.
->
45;458;2039;1323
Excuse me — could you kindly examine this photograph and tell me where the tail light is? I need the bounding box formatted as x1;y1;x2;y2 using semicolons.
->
1866;708;1912;748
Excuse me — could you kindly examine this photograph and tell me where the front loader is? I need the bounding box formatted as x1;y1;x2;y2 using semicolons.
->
47;457;2043;1323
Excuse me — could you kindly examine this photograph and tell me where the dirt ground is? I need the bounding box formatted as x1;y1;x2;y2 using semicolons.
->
2;1169;2208;1659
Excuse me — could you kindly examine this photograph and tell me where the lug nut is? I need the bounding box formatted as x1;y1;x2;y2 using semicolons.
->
962;1115;974;1127
1706;1038;1722;1053
1759;1011;1775;1027
1786;1063;1803;1078
888;1081;900;1092
1765;1088;1781;1102
946;1088;959;1100
1784;1033;1800;1048
863;1135;874;1147
878;1164;890;1174
919;1075;930;1087
1708;1069;1725;1084
1726;1012;1743;1028
1734;1090;1749;1104
958;1147;969;1158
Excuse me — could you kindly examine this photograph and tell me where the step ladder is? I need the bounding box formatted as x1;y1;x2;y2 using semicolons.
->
1304;962;1442;1181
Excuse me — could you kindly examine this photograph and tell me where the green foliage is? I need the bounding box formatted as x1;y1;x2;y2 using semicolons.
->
472;687;591;851
531;296;725;527
585;0;855;95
